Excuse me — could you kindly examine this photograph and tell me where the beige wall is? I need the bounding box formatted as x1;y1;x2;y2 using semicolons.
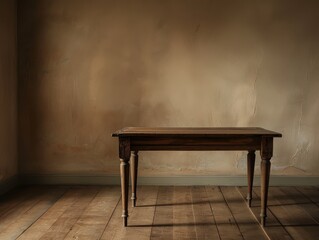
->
18;0;319;177
0;0;18;182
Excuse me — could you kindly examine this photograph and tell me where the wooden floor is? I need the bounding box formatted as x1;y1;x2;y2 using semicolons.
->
0;186;318;240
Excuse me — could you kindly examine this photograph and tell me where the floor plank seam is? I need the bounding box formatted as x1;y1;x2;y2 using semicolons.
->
0;187;41;219
190;187;198;240
15;187;69;239
236;187;272;240
0;188;31;218
219;186;245;240
252;188;297;240
1;188;49;236
204;186;222;240
3;186;319;240
62;187;101;240
283;187;319;225
97;190;121;240
267;201;296;240
149;186;160;239
294;186;319;213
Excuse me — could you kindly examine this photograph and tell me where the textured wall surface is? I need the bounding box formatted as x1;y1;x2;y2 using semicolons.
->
0;0;18;182
18;0;319;177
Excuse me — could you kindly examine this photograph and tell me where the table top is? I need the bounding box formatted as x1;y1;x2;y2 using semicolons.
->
112;127;282;137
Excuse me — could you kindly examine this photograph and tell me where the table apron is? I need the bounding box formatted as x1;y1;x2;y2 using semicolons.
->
130;136;261;151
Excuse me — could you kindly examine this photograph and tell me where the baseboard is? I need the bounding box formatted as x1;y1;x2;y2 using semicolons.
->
0;175;20;195
19;174;319;186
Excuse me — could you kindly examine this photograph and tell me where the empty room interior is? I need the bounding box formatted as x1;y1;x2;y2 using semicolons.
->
1;0;319;239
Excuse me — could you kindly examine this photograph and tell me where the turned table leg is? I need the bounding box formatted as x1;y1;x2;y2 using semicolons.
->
120;158;130;227
260;137;273;227
119;138;130;227
247;150;256;207
131;151;139;207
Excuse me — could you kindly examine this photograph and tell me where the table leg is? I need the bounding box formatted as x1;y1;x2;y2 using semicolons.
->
120;157;130;227
131;151;138;207
260;157;271;226
247;150;255;207
260;137;273;227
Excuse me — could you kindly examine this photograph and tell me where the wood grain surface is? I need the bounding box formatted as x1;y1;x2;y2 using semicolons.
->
1;185;317;240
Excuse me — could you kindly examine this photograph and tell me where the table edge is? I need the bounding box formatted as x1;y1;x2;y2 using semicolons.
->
112;127;282;138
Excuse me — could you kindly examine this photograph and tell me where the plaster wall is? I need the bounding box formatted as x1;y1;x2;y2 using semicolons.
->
0;0;18;182
18;0;319;177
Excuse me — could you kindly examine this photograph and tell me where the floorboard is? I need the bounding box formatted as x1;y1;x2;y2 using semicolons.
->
221;186;268;240
256;186;319;240
0;186;39;217
191;186;220;239
237;187;292;240
0;187;58;238
206;186;243;240
17;187;85;240
295;186;319;204
38;186;100;240
172;186;197;239
150;186;174;240
64;186;121;240
0;185;318;240
120;186;158;239
0;187;67;240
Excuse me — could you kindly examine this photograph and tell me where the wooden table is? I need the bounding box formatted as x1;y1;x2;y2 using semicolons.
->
112;127;282;227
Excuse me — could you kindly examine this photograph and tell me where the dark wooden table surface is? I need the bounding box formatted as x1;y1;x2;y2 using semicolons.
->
112;127;282;227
